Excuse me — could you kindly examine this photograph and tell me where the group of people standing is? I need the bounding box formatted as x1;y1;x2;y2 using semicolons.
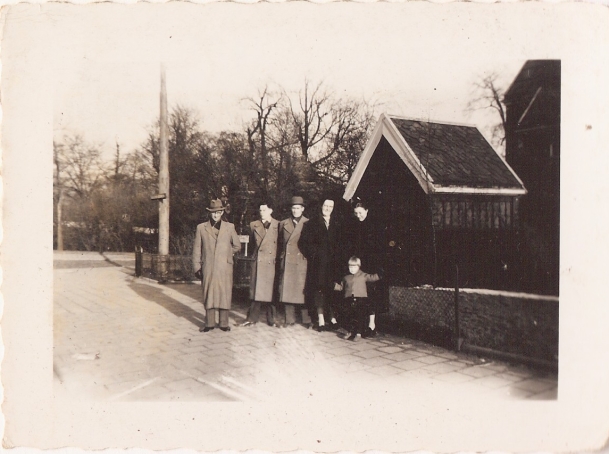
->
192;195;385;340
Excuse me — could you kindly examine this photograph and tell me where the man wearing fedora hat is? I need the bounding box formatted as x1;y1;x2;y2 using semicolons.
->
192;198;241;332
277;196;312;328
238;201;280;328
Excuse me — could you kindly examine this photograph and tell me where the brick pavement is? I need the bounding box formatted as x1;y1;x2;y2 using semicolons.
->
53;251;558;402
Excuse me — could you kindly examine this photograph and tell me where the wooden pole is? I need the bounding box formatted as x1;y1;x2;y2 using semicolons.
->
57;188;64;251
454;264;461;352
158;66;170;275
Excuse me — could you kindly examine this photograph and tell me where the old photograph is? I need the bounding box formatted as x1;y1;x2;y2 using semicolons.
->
2;1;609;451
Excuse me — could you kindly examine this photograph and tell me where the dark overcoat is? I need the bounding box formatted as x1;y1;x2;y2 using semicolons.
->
344;215;389;313
277;216;308;305
344;216;384;274
192;220;241;310
298;215;342;294
249;218;279;302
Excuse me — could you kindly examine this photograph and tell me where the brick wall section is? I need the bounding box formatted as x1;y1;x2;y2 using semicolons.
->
388;286;558;363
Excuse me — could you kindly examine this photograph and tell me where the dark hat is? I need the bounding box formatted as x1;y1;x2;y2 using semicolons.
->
290;196;305;207
206;199;225;212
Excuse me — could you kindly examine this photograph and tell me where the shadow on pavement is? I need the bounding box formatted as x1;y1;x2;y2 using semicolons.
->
377;313;454;350
127;280;207;330
101;252;136;269
165;284;252;314
54;260;117;269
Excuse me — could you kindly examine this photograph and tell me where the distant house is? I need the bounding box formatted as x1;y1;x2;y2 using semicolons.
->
343;113;526;289
504;60;560;295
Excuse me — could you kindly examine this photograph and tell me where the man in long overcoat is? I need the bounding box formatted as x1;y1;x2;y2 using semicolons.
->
239;201;280;327
277;196;311;327
192;199;241;332
299;198;342;331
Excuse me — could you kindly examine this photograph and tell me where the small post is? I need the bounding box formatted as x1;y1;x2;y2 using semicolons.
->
135;246;143;277
57;188;64;251
239;234;250;257
454;263;461;352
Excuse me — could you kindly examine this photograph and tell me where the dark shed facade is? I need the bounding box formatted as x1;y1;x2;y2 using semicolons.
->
344;114;527;290
504;60;560;295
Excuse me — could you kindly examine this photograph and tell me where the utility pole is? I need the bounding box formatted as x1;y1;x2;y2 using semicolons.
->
57;188;64;251
154;65;170;281
115;140;121;179
54;147;64;251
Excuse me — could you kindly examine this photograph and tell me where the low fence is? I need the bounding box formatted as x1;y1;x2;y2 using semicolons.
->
135;250;254;286
135;251;195;282
382;285;558;370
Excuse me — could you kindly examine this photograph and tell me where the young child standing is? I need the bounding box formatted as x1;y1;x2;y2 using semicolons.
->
334;256;381;341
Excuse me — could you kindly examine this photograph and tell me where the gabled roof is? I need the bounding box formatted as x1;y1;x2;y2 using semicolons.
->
503;60;561;129
504;60;561;104
343;114;526;201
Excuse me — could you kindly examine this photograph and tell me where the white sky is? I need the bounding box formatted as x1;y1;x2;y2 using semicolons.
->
47;2;528;160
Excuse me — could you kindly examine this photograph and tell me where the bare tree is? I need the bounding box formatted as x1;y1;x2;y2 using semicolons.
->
52;134;105;250
314;98;375;184
466;72;507;151
287;80;335;161
244;87;283;198
57;134;105;198
122;149;157;192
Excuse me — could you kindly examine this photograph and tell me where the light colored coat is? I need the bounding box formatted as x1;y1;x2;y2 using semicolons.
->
192;221;241;310
249;218;279;302
335;270;381;298
278;216;308;304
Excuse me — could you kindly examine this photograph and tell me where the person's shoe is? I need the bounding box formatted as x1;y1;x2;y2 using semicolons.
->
201;326;214;332
352;333;361;342
342;332;352;340
327;322;338;331
220;326;231;332
348;333;358;341
239;321;255;327
304;322;313;329
316;324;326;332
269;322;279;328
362;328;377;339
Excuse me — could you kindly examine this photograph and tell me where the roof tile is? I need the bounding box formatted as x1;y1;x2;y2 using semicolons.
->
390;117;523;189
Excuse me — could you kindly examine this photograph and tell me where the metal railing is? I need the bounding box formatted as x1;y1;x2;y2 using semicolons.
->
135;248;254;287
135;249;195;282
382;264;558;370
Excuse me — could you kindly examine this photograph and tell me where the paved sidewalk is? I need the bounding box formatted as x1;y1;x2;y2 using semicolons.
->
53;251;558;402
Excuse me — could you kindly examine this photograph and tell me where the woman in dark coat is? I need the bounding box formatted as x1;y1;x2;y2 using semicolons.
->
299;199;342;331
344;199;387;337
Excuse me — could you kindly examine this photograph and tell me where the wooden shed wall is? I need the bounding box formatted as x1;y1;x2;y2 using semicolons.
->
354;137;434;286
351;136;525;291
431;196;520;230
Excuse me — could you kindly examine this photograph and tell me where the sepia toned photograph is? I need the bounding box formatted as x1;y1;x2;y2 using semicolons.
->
2;1;608;451
50;4;559;404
